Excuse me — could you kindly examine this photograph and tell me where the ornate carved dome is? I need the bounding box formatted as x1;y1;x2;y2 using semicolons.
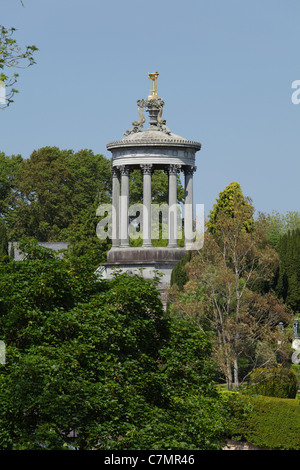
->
106;128;201;151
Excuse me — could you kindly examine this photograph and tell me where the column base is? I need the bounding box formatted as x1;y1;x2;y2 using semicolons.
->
102;247;188;309
106;246;187;264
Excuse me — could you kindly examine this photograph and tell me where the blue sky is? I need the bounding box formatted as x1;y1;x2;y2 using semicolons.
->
1;0;300;217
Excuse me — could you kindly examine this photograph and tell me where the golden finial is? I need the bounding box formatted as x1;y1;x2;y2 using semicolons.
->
148;72;159;100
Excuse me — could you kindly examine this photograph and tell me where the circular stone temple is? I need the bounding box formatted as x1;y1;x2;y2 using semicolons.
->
102;73;202;304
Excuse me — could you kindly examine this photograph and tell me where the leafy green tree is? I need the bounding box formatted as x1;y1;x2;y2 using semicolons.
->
169;185;292;390
0;26;38;108
207;181;254;234
264;211;300;247
0;152;23;218
7;147;112;265
8;146;73;240
5;148;185;256
170;251;192;290
0;242;229;450
0;218;8;261
129;169;184;206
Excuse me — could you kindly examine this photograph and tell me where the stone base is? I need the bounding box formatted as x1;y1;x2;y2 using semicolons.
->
101;247;187;308
106;246;187;264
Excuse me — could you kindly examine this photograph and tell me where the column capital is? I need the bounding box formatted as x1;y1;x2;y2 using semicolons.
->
184;165;197;175
111;166;120;178
167;164;181;175
119;165;130;176
140;163;153;175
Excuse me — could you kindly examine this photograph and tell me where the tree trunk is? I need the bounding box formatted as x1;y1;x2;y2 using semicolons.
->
226;359;233;391
233;355;239;389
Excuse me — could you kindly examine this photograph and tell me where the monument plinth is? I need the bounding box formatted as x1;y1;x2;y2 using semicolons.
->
103;73;201;303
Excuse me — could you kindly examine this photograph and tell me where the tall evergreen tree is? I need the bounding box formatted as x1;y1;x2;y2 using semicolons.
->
207;181;254;234
0;218;8;261
275;229;300;312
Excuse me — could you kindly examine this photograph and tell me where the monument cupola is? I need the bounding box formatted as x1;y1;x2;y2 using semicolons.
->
103;73;202;303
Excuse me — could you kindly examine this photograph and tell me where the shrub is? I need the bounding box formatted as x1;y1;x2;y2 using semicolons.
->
170;251;191;290
246;367;298;399
224;392;300;450
0;245;230;450
291;364;300;389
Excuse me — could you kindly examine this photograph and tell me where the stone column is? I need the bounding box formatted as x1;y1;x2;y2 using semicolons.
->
120;165;130;247
168;164;181;248
141;164;153;247
184;166;196;249
111;166;120;247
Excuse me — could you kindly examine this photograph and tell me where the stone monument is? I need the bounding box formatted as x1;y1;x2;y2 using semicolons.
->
102;73;202;303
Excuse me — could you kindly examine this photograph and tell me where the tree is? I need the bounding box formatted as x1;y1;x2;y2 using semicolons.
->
264;210;300;247
0;243;229;450
0;26;38;108
4;147;186;255
207;181;254;234
129;168;184;206
169;185;293;390
275;229;300;312
0;218;8;261
7;147;112;249
0;152;23;219
170;251;192;290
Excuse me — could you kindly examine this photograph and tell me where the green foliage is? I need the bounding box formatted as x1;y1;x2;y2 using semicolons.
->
129;169;184;206
7;147;111;241
169;183;291;390
0;218;8;262
0;147;187;257
2;147;113;265
225;393;300;450
0;152;23;217
274;229;300;312
170;251;192;290
207;181;254;234
0;26;38;108
291;364;300;389
128;169;185;248
245;367;298;399
0;243;229;450
265;210;300;247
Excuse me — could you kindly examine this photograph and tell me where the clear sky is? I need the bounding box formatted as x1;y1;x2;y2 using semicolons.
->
1;0;300;217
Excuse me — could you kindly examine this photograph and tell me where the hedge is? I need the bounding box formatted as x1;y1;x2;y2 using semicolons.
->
246;367;298;399
225;392;300;450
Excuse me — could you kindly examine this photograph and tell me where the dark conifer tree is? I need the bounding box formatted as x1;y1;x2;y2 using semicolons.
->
0;219;8;261
275;229;300;312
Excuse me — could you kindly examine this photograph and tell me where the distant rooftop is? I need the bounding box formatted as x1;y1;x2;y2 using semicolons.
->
8;242;69;261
